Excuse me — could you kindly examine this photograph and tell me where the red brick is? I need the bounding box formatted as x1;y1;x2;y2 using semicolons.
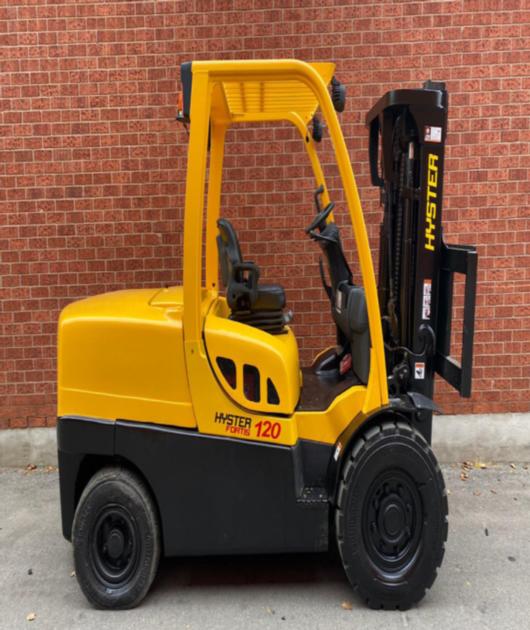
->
1;0;530;429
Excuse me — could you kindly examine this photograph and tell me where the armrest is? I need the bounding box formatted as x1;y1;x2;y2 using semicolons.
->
232;262;260;305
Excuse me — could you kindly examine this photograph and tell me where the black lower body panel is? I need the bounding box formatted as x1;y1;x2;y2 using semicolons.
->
57;417;332;557
57;416;115;541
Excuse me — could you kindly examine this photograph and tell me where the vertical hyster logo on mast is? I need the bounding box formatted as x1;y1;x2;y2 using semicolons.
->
425;153;439;251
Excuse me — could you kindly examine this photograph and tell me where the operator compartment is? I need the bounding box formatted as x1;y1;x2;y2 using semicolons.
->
204;217;300;415
304;186;371;387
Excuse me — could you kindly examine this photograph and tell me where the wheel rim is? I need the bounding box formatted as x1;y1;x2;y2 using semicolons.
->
89;505;140;587
362;469;423;580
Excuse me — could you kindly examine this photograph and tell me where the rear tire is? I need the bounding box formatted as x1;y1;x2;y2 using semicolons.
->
335;420;448;610
72;466;160;609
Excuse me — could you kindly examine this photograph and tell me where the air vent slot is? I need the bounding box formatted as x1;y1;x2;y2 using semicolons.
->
243;364;260;402
216;357;236;389
267;378;280;405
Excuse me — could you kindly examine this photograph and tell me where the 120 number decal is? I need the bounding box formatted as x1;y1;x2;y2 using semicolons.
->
255;420;281;440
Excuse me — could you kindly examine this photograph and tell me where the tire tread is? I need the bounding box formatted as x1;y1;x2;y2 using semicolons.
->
335;420;448;610
72;465;161;610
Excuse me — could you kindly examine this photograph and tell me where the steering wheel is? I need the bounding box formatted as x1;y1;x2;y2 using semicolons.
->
305;202;335;234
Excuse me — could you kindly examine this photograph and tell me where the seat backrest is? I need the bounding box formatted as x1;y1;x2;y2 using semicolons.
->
217;218;243;288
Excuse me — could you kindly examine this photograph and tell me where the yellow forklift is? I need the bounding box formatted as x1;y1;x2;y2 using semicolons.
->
57;60;477;610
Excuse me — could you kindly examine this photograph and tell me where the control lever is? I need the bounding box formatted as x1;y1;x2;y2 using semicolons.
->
305;202;335;234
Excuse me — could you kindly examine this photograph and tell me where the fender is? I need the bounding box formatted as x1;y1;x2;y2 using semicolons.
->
57;416;115;540
327;394;436;504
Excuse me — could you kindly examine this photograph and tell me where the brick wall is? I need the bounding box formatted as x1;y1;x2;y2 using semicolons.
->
1;0;529;429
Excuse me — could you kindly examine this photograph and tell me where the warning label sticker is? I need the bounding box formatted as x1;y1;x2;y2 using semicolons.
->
425;125;442;143
414;362;425;380
422;279;432;320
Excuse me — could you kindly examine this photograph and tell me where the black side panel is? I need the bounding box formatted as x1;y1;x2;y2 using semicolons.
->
57;417;332;556
57;450;81;540
114;421;329;556
300;439;334;487
57;416;115;540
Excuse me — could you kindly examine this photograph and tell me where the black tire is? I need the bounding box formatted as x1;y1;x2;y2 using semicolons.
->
335;420;448;610
72;466;160;609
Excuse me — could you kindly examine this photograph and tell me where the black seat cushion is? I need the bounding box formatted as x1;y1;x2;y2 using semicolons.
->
254;284;286;311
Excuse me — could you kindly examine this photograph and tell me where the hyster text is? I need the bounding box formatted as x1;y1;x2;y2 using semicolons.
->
214;411;251;437
425;153;438;251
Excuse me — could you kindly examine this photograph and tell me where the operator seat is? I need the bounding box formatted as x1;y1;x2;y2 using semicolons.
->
216;218;291;334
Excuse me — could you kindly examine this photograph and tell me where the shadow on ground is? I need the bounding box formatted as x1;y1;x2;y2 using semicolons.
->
155;549;346;591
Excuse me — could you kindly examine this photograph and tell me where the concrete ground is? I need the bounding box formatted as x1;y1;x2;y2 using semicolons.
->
0;464;528;630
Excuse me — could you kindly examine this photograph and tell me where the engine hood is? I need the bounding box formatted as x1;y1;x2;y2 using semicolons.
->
57;285;194;428
59;287;184;324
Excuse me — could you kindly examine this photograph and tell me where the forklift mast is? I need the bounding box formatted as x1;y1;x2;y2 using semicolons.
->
367;82;477;440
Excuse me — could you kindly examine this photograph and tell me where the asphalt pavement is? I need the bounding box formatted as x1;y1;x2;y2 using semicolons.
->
0;463;528;630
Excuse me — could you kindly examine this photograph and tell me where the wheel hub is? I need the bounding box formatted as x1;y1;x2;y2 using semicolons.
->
90;505;140;587
381;500;405;539
106;528;125;559
363;470;423;576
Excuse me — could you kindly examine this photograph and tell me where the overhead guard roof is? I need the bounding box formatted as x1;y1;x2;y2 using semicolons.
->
194;60;335;125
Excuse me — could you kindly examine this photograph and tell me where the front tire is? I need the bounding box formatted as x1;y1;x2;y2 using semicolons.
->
335;420;448;610
72;466;160;609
